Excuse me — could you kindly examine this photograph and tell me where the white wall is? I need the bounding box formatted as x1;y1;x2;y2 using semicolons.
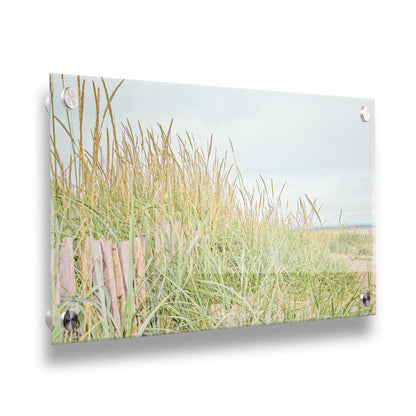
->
1;1;414;414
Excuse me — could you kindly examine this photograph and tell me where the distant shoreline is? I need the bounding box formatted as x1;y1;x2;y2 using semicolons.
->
311;224;374;232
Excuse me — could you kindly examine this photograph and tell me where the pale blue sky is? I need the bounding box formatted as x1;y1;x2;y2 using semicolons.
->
50;74;375;226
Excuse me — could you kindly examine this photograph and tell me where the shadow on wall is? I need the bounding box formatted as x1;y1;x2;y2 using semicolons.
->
43;316;374;365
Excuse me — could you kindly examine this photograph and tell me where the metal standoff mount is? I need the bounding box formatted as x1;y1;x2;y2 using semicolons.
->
360;290;371;307
60;309;79;331
360;105;370;122
45;310;52;329
61;87;78;110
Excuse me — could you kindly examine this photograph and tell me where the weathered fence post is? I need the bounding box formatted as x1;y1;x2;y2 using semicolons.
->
118;241;130;295
83;237;103;303
134;237;147;323
112;243;126;318
100;239;121;329
53;237;75;305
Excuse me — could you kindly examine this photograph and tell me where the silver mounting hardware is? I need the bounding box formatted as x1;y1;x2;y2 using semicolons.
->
360;290;371;307
45;310;52;329
60;309;79;331
360;105;370;122
61;87;78;110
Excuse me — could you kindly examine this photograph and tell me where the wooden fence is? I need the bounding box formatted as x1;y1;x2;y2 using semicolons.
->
50;221;189;330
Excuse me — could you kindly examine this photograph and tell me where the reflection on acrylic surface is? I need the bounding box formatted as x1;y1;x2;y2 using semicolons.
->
49;74;375;344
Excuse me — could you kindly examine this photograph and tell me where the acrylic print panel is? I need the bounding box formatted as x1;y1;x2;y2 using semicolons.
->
49;74;375;344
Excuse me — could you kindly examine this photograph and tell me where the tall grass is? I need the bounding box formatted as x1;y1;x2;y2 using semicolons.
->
50;75;375;343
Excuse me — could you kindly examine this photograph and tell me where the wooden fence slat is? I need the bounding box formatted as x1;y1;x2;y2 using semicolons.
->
112;243;126;317
82;237;92;286
134;237;146;277
161;220;171;243
118;241;139;335
175;221;183;248
118;240;139;332
134;237;147;323
55;237;75;302
51;250;60;305
100;239;121;328
118;241;130;294
84;237;103;303
154;231;161;257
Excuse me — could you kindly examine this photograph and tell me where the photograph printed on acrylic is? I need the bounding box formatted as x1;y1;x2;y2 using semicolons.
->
49;74;375;344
